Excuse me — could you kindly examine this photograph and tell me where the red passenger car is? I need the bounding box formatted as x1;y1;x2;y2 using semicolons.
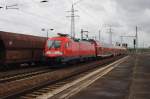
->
90;40;126;57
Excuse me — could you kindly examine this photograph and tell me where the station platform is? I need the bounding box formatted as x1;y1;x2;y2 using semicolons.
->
70;54;150;99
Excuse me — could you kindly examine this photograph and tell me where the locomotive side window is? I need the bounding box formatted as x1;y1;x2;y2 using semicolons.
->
65;42;69;48
65;41;71;48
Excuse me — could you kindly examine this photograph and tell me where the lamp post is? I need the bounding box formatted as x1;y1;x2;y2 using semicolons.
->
40;0;49;3
42;28;54;39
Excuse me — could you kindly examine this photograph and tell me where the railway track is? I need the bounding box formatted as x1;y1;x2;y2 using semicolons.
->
18;56;128;99
0;55;125;99
0;66;51;78
0;69;53;83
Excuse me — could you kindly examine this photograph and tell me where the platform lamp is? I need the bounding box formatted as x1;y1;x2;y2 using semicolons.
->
40;0;49;3
42;28;54;39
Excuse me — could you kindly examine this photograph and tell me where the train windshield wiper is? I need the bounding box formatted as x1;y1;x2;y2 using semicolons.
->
47;40;54;49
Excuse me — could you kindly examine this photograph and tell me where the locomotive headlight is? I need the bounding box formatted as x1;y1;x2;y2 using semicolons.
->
46;51;52;54
54;51;63;55
46;51;63;55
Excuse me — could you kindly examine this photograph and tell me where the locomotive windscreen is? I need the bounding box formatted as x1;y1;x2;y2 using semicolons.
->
47;40;61;49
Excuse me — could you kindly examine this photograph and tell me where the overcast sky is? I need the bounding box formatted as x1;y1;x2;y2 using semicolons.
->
0;0;150;47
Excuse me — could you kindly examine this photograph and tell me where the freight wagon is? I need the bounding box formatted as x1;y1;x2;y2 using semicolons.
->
0;31;46;66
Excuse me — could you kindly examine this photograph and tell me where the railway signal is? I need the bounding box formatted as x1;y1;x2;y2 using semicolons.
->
120;26;139;53
133;39;136;50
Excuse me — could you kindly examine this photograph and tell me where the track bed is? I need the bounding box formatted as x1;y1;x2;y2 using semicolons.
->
0;55;124;99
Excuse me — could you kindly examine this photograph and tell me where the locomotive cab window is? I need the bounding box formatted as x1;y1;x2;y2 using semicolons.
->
47;40;61;49
54;41;61;48
65;42;70;48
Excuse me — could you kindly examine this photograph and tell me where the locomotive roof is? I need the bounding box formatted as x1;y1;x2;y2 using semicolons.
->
57;33;69;37
48;36;126;50
48;36;94;44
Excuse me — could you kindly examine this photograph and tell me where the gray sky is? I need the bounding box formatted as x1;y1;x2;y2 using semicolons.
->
0;0;150;47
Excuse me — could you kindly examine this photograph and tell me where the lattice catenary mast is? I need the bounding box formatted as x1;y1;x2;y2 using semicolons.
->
67;4;79;38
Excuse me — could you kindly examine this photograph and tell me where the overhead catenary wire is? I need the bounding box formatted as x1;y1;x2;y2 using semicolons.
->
0;0;68;31
1;0;105;38
2;0;102;30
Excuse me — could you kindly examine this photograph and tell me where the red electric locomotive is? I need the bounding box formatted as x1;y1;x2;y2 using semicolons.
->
44;33;127;64
44;33;96;63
